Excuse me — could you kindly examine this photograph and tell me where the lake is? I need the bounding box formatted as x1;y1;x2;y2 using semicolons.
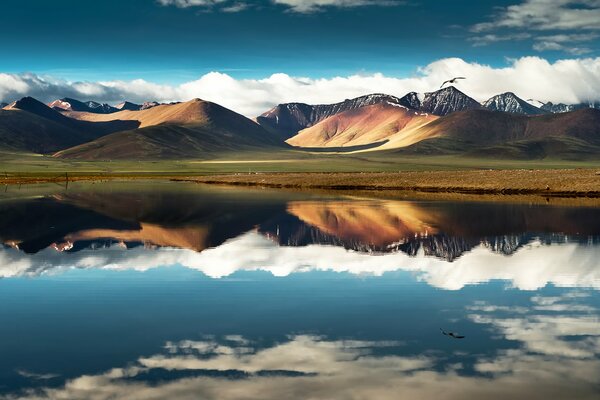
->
0;181;599;399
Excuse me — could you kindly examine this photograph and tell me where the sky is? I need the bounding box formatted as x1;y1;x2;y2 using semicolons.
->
1;0;600;115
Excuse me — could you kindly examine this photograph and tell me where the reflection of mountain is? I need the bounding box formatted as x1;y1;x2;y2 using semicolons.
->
0;186;289;254
287;200;439;246
260;200;600;261
2;185;600;263
60;224;210;252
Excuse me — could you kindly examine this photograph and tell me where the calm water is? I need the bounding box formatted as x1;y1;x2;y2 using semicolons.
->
0;181;599;400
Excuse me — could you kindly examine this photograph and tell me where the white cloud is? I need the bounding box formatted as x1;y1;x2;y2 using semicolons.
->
533;42;592;55
157;0;401;13
472;0;600;32
272;0;400;13
468;33;531;47
532;33;599;55
2;56;600;116
470;1;600;53
157;0;228;8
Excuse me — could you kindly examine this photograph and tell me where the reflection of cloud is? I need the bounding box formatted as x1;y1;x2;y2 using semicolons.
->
472;314;600;358
11;333;600;400
2;232;600;290
470;294;600;359
142;336;420;375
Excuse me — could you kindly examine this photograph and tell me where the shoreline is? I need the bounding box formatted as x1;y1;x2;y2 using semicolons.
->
2;169;600;199
174;169;600;198
180;179;600;198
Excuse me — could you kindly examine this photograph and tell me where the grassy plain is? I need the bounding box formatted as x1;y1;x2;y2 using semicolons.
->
1;149;600;198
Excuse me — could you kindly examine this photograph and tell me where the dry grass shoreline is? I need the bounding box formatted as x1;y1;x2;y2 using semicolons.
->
175;169;600;198
2;169;600;199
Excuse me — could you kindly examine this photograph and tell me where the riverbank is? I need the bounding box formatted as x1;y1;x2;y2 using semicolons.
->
175;169;600;198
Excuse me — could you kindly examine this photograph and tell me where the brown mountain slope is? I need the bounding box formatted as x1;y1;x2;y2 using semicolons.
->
386;108;600;158
55;99;287;160
0;97;137;153
287;103;438;148
62;99;227;128
404;108;600;144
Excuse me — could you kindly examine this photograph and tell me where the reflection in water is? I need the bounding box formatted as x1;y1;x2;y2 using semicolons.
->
6;292;599;400
0;182;599;399
286;200;440;246
2;232;600;289
1;183;600;262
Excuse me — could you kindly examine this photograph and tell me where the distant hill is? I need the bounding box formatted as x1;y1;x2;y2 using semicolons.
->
392;108;600;159
142;101;161;110
541;101;600;114
55;99;287;159
482;92;546;115
419;86;482;116
49;97;118;114
0;97;137;153
257;87;481;138
62;99;234;128
3;89;600;160
113;101;163;111
287;102;437;148
256;94;410;139
115;101;142;111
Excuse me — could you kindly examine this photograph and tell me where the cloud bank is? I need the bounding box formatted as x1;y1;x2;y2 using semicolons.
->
470;1;600;54
3;56;600;116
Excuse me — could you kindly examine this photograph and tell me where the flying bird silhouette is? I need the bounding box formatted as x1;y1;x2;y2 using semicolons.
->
440;77;466;88
440;328;465;339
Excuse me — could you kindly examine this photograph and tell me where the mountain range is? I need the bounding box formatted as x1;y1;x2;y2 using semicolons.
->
1;86;599;159
257;87;484;139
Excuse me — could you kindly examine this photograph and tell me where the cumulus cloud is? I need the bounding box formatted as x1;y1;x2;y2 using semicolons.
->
532;33;599;55
470;1;600;53
2;56;600;116
472;0;600;32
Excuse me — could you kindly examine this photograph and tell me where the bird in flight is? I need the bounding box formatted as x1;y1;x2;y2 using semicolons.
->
440;328;465;339
440;77;466;88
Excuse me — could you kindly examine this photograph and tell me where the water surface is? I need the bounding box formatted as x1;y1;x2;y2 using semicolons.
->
0;181;599;399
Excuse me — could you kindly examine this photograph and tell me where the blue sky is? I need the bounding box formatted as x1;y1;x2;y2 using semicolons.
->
2;0;596;82
1;1;600;114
